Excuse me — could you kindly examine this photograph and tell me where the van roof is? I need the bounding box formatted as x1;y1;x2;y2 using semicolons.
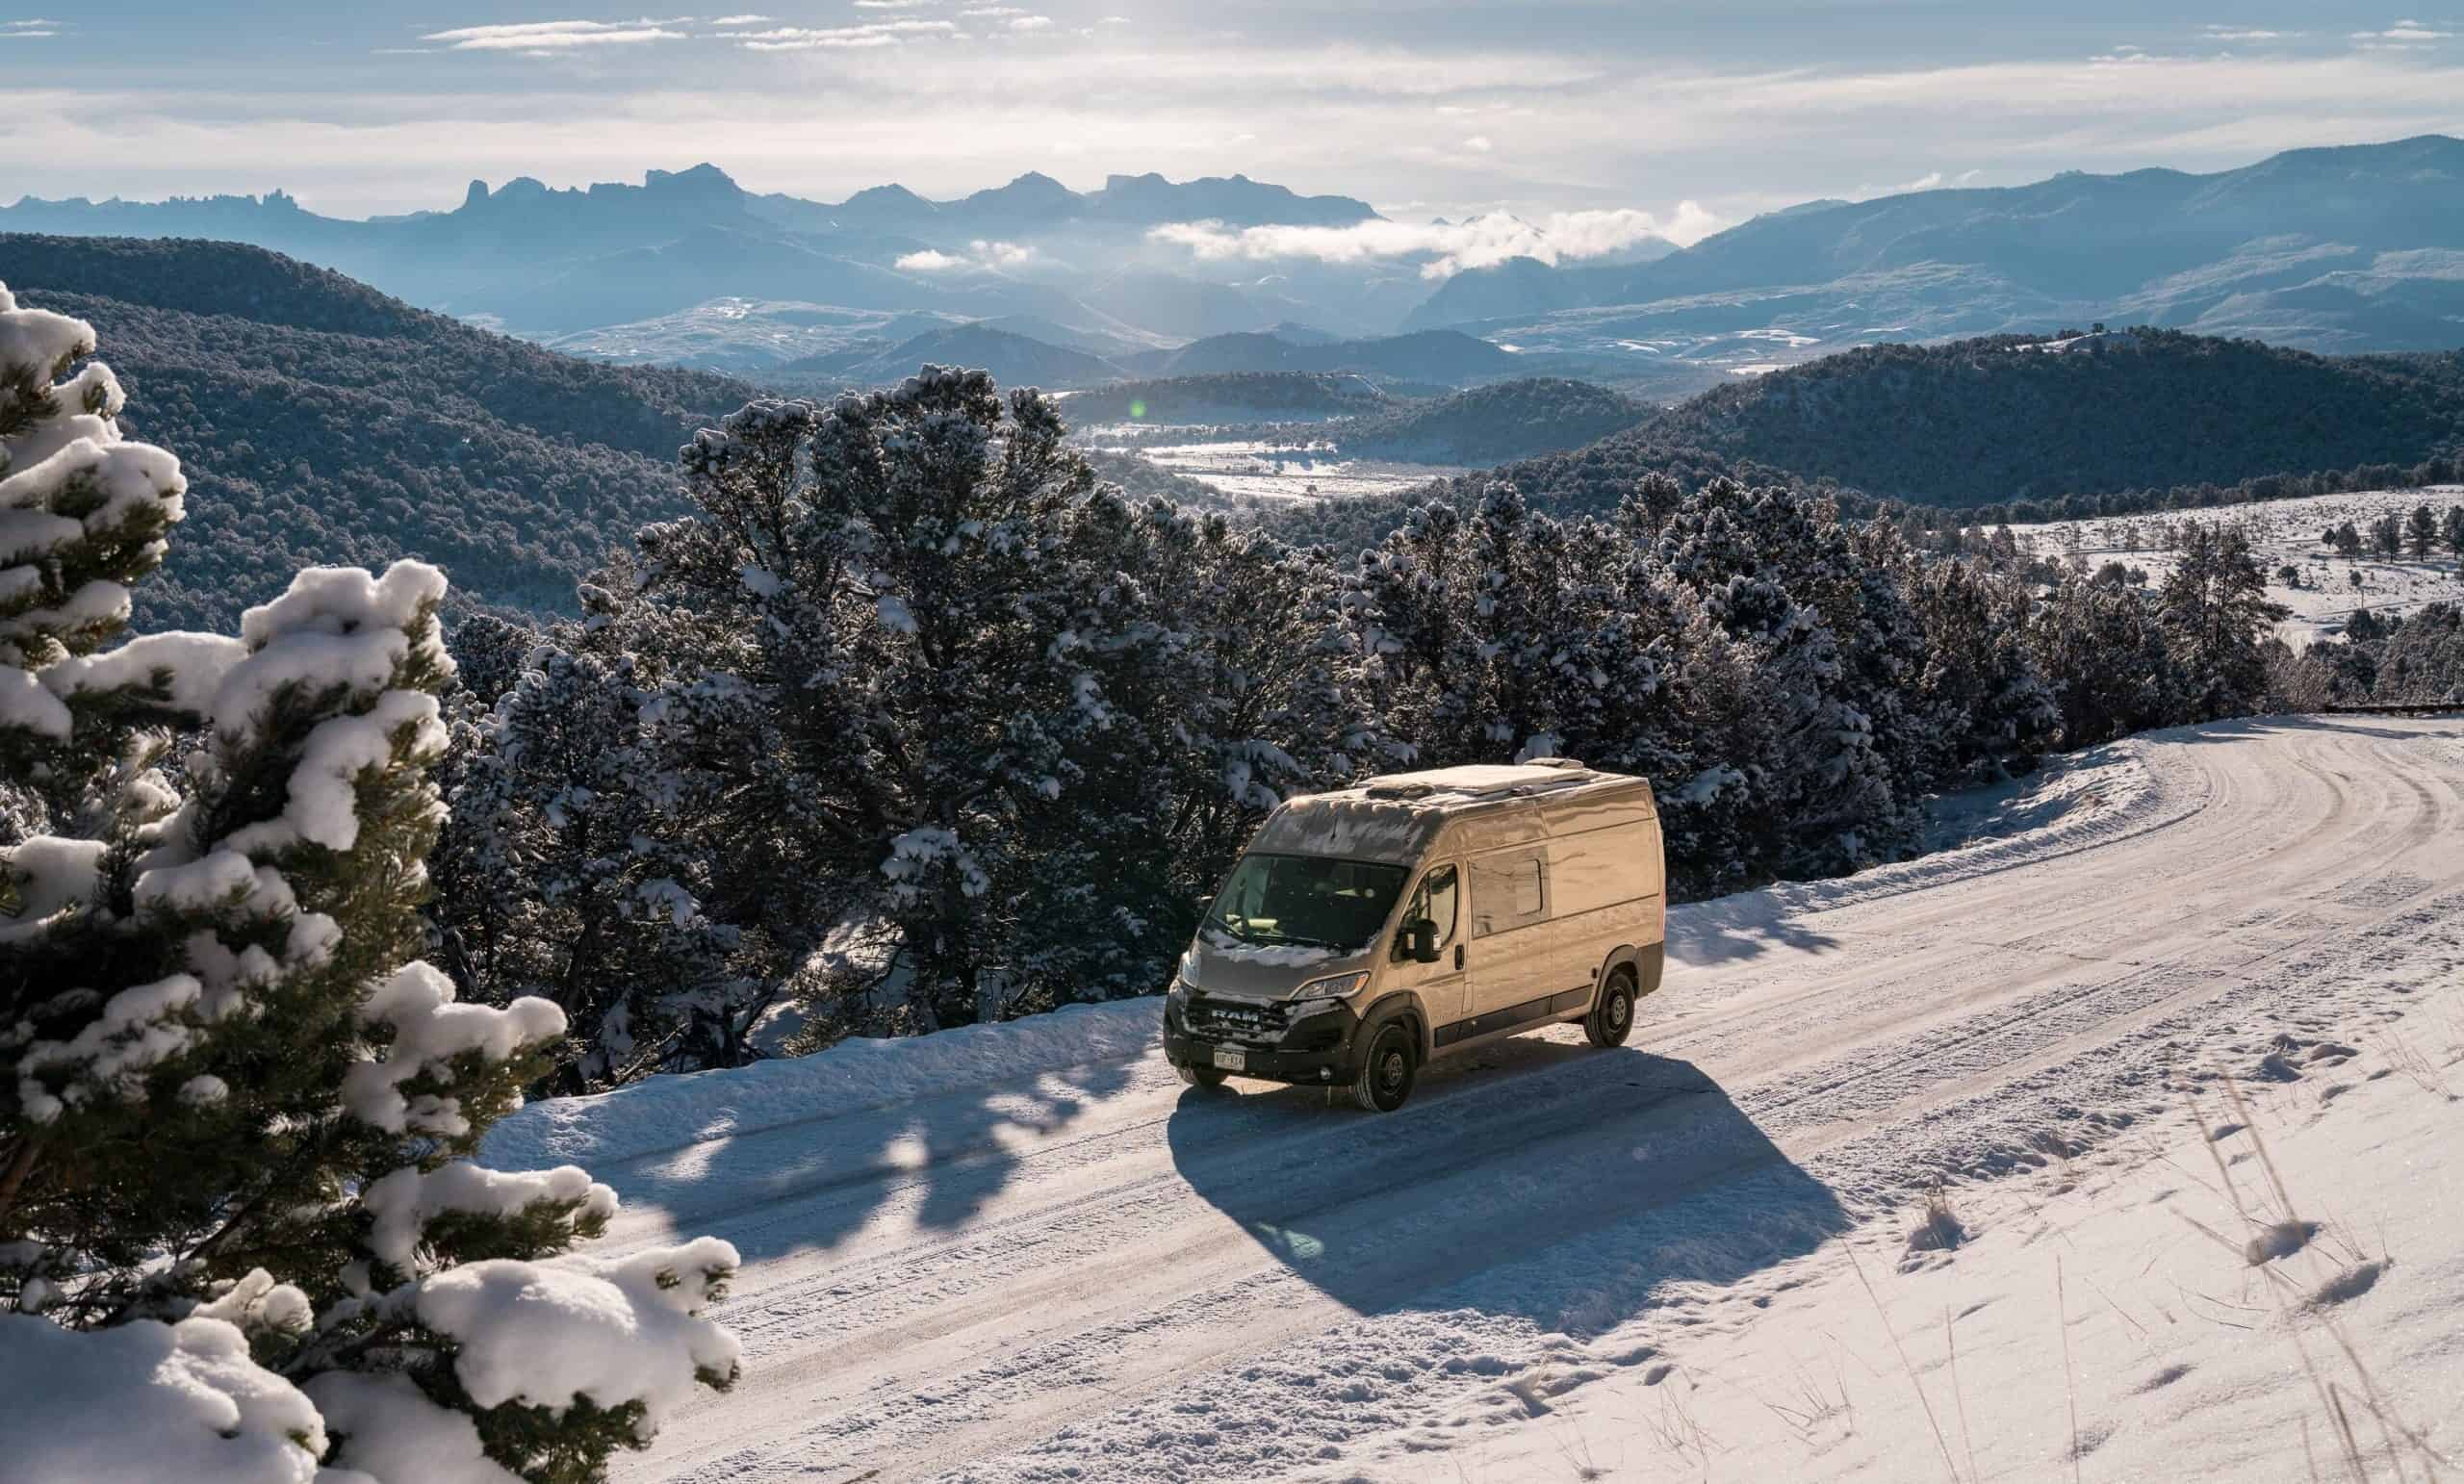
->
1355;760;1600;804
1244;761;1650;864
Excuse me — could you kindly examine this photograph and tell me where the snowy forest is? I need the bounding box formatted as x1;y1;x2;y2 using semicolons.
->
0;281;2441;1481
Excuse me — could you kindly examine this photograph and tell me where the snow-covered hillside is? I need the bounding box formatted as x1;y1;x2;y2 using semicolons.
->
486;717;2464;1484
2009;486;2464;645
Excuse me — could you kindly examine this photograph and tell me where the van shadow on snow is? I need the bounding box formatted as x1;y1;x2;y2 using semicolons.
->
1165;1039;1847;1332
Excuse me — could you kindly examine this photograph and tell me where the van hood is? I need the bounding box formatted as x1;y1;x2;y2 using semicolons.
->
1188;929;1375;1001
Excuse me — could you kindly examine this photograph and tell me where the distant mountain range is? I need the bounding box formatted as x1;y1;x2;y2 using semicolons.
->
0;164;1394;347
1408;136;2464;367
6;137;2464;401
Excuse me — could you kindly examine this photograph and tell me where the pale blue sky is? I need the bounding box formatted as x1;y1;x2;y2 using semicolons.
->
3;4;2458;234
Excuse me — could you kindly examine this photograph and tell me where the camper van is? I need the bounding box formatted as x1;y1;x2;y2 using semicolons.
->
1163;760;1666;1112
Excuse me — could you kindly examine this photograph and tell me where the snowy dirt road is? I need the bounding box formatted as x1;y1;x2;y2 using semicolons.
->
578;715;2464;1484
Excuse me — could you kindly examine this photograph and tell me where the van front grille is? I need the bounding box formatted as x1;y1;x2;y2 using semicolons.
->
1185;995;1289;1044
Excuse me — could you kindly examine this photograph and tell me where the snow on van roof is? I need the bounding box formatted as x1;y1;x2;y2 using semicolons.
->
1358;762;1595;800
1245;763;1648;862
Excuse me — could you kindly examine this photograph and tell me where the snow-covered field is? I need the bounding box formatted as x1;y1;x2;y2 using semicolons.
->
1101;437;1464;503
488;716;2464;1483
2008;486;2464;645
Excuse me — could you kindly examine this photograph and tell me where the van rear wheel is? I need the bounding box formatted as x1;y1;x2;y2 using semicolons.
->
1176;1062;1229;1090
1585;968;1637;1049
1350;1023;1417;1113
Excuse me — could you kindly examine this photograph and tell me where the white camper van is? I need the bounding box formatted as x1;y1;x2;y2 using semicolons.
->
1163;760;1666;1112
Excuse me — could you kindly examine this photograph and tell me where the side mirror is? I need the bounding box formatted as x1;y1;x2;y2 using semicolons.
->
1404;918;1440;963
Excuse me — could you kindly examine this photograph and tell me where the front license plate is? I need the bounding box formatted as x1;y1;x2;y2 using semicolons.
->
1211;1047;1245;1072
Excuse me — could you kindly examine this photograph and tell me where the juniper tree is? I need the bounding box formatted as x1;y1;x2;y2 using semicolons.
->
2408;503;2438;560
0;284;735;1484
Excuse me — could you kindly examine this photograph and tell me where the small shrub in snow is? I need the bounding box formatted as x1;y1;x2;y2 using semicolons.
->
1904;1181;1968;1255
0;284;736;1483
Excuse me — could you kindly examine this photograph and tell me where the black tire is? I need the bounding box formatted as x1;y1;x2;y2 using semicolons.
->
1350;1022;1418;1113
1585;967;1637;1048
1175;1062;1229;1089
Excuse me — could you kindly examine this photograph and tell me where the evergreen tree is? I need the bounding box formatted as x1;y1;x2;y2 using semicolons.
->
1652;481;1901;878
1902;557;2061;781
0;284;735;1483
2407;503;2438;560
2029;575;2180;745
2444;505;2464;562
2158;525;2292;721
586;370;1377;1036
430;616;748;1091
2372;513;2402;559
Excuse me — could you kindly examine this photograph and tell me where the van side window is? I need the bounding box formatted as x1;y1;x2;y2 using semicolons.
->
1397;863;1458;959
1470;850;1549;936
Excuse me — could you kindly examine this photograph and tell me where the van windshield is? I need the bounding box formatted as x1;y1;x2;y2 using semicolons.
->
1211;854;1408;952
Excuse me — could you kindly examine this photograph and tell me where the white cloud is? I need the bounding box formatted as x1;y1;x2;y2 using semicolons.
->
2202;25;2294;42
732;19;959;49
2;14;61;34
709;12;772;21
1461;135;1493;152
854;0;942;7
2349;19;2452;43
1008;15;1053;31
1852;168;1943;196
959;5;1025;13
1151;204;1726;279
897;239;1038;271
421;18;690;51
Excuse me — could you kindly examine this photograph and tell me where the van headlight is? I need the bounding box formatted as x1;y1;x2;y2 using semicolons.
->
1177;947;1201;988
1289;972;1368;1007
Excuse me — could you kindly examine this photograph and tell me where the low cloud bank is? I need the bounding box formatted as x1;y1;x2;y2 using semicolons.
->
1149;203;1727;278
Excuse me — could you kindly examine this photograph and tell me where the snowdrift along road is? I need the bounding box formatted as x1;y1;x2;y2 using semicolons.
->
497;714;2464;1484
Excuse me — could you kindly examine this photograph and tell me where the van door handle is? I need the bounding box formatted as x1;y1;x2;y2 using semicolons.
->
1453;944;1465;971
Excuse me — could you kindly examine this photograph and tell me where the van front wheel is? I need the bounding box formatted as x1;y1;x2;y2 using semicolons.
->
1176;1062;1228;1090
1350;1023;1418;1113
1585;968;1637;1049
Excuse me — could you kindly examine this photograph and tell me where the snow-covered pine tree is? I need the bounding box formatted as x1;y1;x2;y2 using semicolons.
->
430;612;745;1091
617;371;1226;1033
1652;480;1898;879
1128;504;1395;940
2158;524;2291;721
1902;556;2061;784
2029;572;2181;745
0;284;736;1484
